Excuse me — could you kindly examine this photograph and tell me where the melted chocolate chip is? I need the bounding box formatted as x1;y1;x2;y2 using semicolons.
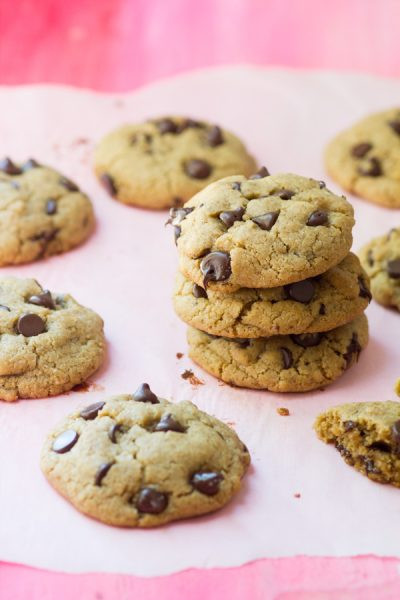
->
200;251;231;287
207;125;224;147
191;472;223;495
286;279;315;303
59;176;79;191
0;157;21;175
391;420;400;456
52;430;79;454
133;383;159;404
154;413;185;433
388;120;400;136
279;189;295;200
28;290;55;310
185;159;212;179
80;401;105;420
17;313;45;337
358;277;372;302
343;420;357;432
108;423;122;443
252;211;279;231
156;118;178;134
193;283;208;298
232;182;241;191
281;347;293;369
307;210;328;226
100;173;117;196
174;225;181;245
45;198;57;215
95;462;113;486
21;158;40;171
136;488;168;513
249;166;269;179
290;333;323;347
351;142;372;158
343;333;362;369
219;207;245;228
358;157;382;177
387;259;400;279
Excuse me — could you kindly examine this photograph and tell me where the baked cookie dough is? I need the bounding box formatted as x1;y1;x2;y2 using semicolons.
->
0;157;94;265
0;277;105;401
93;117;257;209
315;401;400;486
325;108;400;208
173;253;370;337
175;173;354;292
187;314;368;392
40;386;250;527
359;227;400;311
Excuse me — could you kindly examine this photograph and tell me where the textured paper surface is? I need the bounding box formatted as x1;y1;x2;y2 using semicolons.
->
0;67;399;576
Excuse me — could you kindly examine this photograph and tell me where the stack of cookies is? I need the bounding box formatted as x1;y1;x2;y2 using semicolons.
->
172;170;371;392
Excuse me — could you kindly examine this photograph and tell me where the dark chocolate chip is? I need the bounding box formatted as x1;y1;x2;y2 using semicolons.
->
95;462;113;486
52;430;79;454
232;182;241;191
318;180;326;189
249;166;269;179
391;420;400;456
108;423;122;443
17;313;45;337
358;157;382;177
281;347;293;369
100;173;117;196
136;488;168;514
219;207;245;228
185;159;212;179
191;472;223;495
319;303;326;315
21;158;40;171
307;210;328;226
174;225;181;245
0;157;21;175
367;249;374;267
80;401;105;421
133;383;159;404
156;118;178;134
387;259;400;279
358;277;372;302
369;441;391;453
343;420;357;432
200;251;231;287
31;229;58;243
45;198;57;215
207;125;224;147
0;304;10;311
290;333;323;347
154;413;185;433
279;189;295;200
351;142;372;158
343;333;362;369
252;211;279;231
166;206;194;226
286;279;315;303
193;283;208;298
388;120;400;136
28;290;55;310
59;176;79;191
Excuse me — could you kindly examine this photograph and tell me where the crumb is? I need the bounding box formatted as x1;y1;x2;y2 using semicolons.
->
395;379;400;397
176;352;184;359
277;407;290;416
294;493;301;498
72;137;90;146
72;381;104;393
181;369;204;386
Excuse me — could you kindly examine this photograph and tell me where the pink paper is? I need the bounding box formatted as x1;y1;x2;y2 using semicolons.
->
0;67;400;577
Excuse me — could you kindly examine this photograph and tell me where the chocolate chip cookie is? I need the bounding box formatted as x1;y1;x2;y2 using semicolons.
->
187;314;368;392
359;227;400;311
40;386;250;527
0;158;94;265
315;401;400;486
173;253;370;337
174;174;354;292
0;277;106;401
325;108;400;208
93;117;257;210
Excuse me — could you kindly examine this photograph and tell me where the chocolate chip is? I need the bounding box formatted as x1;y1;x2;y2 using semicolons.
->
200;251;231;287
133;383;159;404
0;157;21;175
343;333;362;368
279;189;295;200
177;118;202;132
207;126;223;147
252;211;279;231
319;303;326;315
45;198;57;215
95;462;113;486
391;420;400;456
108;423;122;443
193;283;207;298
0;304;10;311
31;229;58;243
319;180;326;189
219;207;245;228
234;338;250;348
21;158;40;171
249;166;269;179
52;430;79;454
174;225;181;245
387;259;400;279
286;279;315;303
307;211;328;226
191;472;223;495
100;173;117;196
154;413;185;433
369;441;391;453
281;347;293;369
358;277;372;302
17;313;45;337
335;442;353;462
367;249;374;267
358;157;382;177
28;290;55;310
80;401;105;420
156;118;178;134
172;196;183;207
59;176;79;191
166;206;194;226
351;142;372;158
185;159;212;179
343;420;357;432
232;182;241;191
290;333;323;347
136;488;168;514
388;120;400;136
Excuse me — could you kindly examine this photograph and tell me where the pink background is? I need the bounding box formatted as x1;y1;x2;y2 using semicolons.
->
1;1;400;598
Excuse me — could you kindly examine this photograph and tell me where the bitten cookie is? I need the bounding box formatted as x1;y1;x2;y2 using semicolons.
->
173;253;370;337
0;158;94;265
40;385;250;527
93;117;257;209
315;401;400;487
359;227;400;311
325;108;400;208
0;277;105;401
174;173;354;292
187;315;368;392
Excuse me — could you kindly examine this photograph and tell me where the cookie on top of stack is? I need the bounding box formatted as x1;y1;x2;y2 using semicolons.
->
171;169;371;392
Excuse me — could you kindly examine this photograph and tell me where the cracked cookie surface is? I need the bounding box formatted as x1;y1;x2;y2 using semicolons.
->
0;277;106;401
93;117;257;210
40;388;250;527
315;401;400;486
187;314;368;392
325;108;400;208
173;253;370;337
0;158;94;265
359;227;400;311
175;173;354;291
